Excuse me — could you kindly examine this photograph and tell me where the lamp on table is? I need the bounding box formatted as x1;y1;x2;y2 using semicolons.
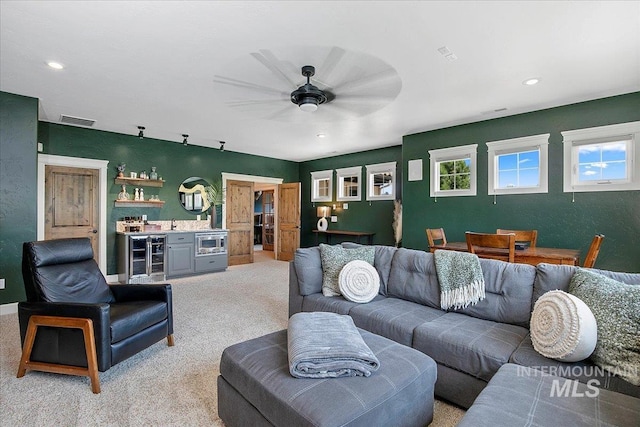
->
316;206;331;231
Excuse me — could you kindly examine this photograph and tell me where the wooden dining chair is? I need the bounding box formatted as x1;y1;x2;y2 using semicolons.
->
465;231;516;262
583;234;605;268
426;228;447;252
496;229;538;248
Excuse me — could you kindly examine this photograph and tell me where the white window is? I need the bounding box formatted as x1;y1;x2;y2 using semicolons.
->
429;144;477;197
336;166;362;201
366;162;396;201
562;121;640;193
310;170;333;202
486;134;549;195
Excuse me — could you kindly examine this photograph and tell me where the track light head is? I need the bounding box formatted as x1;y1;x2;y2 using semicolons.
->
219;141;226;151
182;134;189;146
137;126;145;139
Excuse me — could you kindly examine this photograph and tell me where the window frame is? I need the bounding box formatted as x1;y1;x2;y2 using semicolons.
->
486;133;549;195
428;144;477;197
562;121;640;193
336;166;362;202
365;161;396;201
310;170;333;202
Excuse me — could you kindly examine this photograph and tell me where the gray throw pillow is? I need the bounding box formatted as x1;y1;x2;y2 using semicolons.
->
569;268;640;386
319;244;375;297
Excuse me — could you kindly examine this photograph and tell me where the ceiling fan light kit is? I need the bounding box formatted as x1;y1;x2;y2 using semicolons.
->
291;65;328;112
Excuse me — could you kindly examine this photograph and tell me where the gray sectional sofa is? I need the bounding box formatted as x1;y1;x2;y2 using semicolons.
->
288;245;640;409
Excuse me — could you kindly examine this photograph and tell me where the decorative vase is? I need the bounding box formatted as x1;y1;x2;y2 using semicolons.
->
317;216;328;231
149;167;158;180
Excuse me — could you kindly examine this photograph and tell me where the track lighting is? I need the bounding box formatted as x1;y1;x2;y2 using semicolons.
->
182;134;189;146
138;126;145;139
219;141;225;151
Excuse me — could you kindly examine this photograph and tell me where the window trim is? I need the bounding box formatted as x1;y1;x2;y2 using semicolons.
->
486;133;549;195
336;166;362;202
428;144;477;197
365;161;396;201
562;121;640;193
310;170;333;202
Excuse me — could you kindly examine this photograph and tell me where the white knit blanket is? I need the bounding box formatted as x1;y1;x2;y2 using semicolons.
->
434;250;485;310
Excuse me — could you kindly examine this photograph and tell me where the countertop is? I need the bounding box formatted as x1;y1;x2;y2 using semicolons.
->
117;229;228;235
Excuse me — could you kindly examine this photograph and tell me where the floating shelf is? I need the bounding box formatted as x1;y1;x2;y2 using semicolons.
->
115;177;165;187
114;200;165;208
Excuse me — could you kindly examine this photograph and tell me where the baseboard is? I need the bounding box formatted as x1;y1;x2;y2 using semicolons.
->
105;274;120;283
0;302;18;316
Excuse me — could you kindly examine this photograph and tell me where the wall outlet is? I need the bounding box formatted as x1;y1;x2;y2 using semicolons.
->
0;278;5;289
330;216;338;223
343;203;348;209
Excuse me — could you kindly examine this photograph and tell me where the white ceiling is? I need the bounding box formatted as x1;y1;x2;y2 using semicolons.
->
1;1;639;162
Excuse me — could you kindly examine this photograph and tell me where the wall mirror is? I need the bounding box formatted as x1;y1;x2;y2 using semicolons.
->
178;177;212;213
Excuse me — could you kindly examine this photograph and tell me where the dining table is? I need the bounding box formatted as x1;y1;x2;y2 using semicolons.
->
430;242;580;266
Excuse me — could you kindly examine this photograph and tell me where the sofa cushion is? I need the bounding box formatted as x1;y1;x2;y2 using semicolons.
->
458;363;640;427
532;263;640;310
569;269;640;386
454;258;535;327
320;244;375;297
301;293;386;315
293;247;323;296
387;248;441;309
510;334;640;398
109;301;168;343
413;312;529;382
349;298;445;346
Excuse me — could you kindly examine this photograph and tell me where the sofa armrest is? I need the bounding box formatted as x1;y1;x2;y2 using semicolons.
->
17;301;112;370
289;262;304;318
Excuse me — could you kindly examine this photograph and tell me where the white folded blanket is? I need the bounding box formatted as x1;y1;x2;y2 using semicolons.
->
288;312;380;379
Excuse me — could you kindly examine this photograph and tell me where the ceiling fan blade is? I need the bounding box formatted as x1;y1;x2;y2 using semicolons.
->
251;50;298;89
265;105;298;121
317;46;346;82
226;99;287;108
213;75;286;96
331;67;399;94
334;94;396;103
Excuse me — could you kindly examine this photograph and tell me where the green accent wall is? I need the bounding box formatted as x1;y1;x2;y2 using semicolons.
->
0;92;39;304
38;122;299;278
299;146;402;248
402;92;640;272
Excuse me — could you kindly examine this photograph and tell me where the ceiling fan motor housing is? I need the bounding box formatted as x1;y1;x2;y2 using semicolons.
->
291;65;328;111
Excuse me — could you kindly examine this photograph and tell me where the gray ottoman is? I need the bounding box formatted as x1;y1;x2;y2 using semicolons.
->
218;329;437;427
458;364;640;427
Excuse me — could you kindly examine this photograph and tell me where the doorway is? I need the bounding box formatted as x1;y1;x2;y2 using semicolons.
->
37;154;108;274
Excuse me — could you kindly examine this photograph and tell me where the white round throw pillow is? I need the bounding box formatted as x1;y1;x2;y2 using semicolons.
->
338;260;380;303
530;290;597;362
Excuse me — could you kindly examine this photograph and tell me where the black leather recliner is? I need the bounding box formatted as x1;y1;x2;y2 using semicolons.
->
18;238;173;392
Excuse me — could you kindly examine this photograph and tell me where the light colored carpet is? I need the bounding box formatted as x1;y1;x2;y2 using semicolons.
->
0;254;465;426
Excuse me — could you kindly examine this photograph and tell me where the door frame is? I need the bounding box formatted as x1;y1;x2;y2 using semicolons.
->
221;172;283;259
37;154;109;274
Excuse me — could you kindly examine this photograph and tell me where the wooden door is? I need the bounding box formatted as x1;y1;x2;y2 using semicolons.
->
262;190;274;251
45;165;100;263
226;179;254;265
277;182;301;261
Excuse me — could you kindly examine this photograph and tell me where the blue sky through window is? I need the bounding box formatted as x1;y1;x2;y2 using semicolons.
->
497;149;539;188
578;141;627;182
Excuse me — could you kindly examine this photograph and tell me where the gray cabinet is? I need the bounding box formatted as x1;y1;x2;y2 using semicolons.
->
167;233;194;277
195;253;228;273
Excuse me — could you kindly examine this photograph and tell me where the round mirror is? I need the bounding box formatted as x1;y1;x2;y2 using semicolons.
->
178;177;212;213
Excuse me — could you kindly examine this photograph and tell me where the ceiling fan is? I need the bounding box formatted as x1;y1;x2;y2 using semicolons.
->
213;46;402;122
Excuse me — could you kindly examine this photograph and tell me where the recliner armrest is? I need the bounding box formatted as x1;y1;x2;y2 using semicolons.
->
17;301;112;369
109;283;172;303
109;284;173;335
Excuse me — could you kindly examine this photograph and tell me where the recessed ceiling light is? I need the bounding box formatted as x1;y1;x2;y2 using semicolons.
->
47;61;64;70
523;78;540;86
317;133;326;138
